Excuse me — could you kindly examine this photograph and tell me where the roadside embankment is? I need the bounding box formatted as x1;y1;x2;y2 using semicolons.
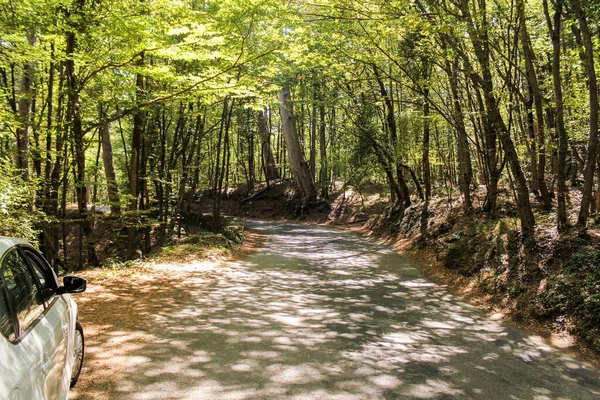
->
357;198;600;362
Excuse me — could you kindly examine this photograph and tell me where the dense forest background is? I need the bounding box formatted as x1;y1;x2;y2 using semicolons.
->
1;0;599;269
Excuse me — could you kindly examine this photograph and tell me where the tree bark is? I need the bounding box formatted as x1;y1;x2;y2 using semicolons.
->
99;104;121;215
66;1;99;266
212;98;234;232
15;30;37;181
279;86;317;202
572;0;599;228
463;0;535;237
127;53;145;259
518;0;552;210
421;65;432;238
310;83;317;181
319;98;328;198
257;109;280;181
447;58;473;210
543;0;569;231
373;66;410;207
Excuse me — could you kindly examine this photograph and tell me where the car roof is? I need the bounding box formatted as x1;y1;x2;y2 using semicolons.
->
0;236;31;258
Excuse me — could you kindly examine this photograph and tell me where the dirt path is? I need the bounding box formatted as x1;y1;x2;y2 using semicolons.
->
69;222;600;399
68;230;265;400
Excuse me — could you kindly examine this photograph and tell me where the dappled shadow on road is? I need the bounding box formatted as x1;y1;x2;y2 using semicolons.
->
70;222;600;400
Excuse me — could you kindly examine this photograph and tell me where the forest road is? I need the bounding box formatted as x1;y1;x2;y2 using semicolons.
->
71;221;600;399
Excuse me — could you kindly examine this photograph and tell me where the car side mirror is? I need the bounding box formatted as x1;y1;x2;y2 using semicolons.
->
62;276;87;294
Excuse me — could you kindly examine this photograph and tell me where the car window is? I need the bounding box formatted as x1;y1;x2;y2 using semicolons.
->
0;279;15;341
23;249;55;300
1;250;45;336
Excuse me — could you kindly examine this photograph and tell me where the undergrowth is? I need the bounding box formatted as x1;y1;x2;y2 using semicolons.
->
537;246;600;353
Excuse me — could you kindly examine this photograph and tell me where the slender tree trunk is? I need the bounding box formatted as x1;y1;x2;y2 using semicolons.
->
421;72;432;238
128;54;145;259
176;104;196;237
99;104;121;215
373;66;410;207
247;110;255;191
191;113;205;193
257;109;280;181
15;30;37;181
518;0;552;209
279;85;317;203
463;0;535;237
543;0;569;231
422;78;432;201
140;133;151;255
596;156;600;218
42;44;58;269
572;0;599;228
310;82;317;181
447;58;473;210
212;98;234;232
66;3;98;266
156;111;168;243
319;95;328;198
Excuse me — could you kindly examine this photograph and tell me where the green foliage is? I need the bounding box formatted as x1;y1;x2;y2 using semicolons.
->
0;161;44;243
150;231;239;264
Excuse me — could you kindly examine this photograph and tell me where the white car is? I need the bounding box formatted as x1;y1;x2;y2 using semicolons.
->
0;237;86;400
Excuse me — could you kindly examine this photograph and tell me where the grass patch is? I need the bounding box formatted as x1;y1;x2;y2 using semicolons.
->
149;225;245;264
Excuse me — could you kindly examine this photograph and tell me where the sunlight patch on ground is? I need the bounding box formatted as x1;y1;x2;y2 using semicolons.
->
70;222;600;400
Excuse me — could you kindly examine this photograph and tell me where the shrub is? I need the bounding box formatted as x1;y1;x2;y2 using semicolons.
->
0;161;44;243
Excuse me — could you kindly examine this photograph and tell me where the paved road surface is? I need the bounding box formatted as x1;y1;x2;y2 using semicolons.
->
95;221;600;399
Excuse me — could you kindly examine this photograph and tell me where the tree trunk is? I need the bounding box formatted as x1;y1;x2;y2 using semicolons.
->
373;66;410;207
422;77;432;201
463;0;535;237
42;44;58;270
518;0;552;210
572;0;599;228
319;98;328;198
421;70;432;238
99;104;121;215
247;110;255;191
212;98;234;232
310;83;317;181
15;30;37;181
128;54;145;259
66;3;98;266
279;86;317;202
543;0;569;231
447;58;473;210
257;109;280;181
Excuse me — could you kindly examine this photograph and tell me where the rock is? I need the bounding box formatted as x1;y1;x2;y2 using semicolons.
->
436;222;452;235
446;233;461;243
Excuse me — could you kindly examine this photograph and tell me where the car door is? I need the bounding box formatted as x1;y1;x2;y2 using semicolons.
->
22;247;71;399
0;248;47;399
0;268;38;400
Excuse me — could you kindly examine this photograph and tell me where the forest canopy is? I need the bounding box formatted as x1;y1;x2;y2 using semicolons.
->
1;0;599;269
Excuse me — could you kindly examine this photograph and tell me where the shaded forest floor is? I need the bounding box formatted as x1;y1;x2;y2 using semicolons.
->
69;228;267;400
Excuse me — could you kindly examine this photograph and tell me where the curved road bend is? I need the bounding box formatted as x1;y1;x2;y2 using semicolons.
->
107;221;600;399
